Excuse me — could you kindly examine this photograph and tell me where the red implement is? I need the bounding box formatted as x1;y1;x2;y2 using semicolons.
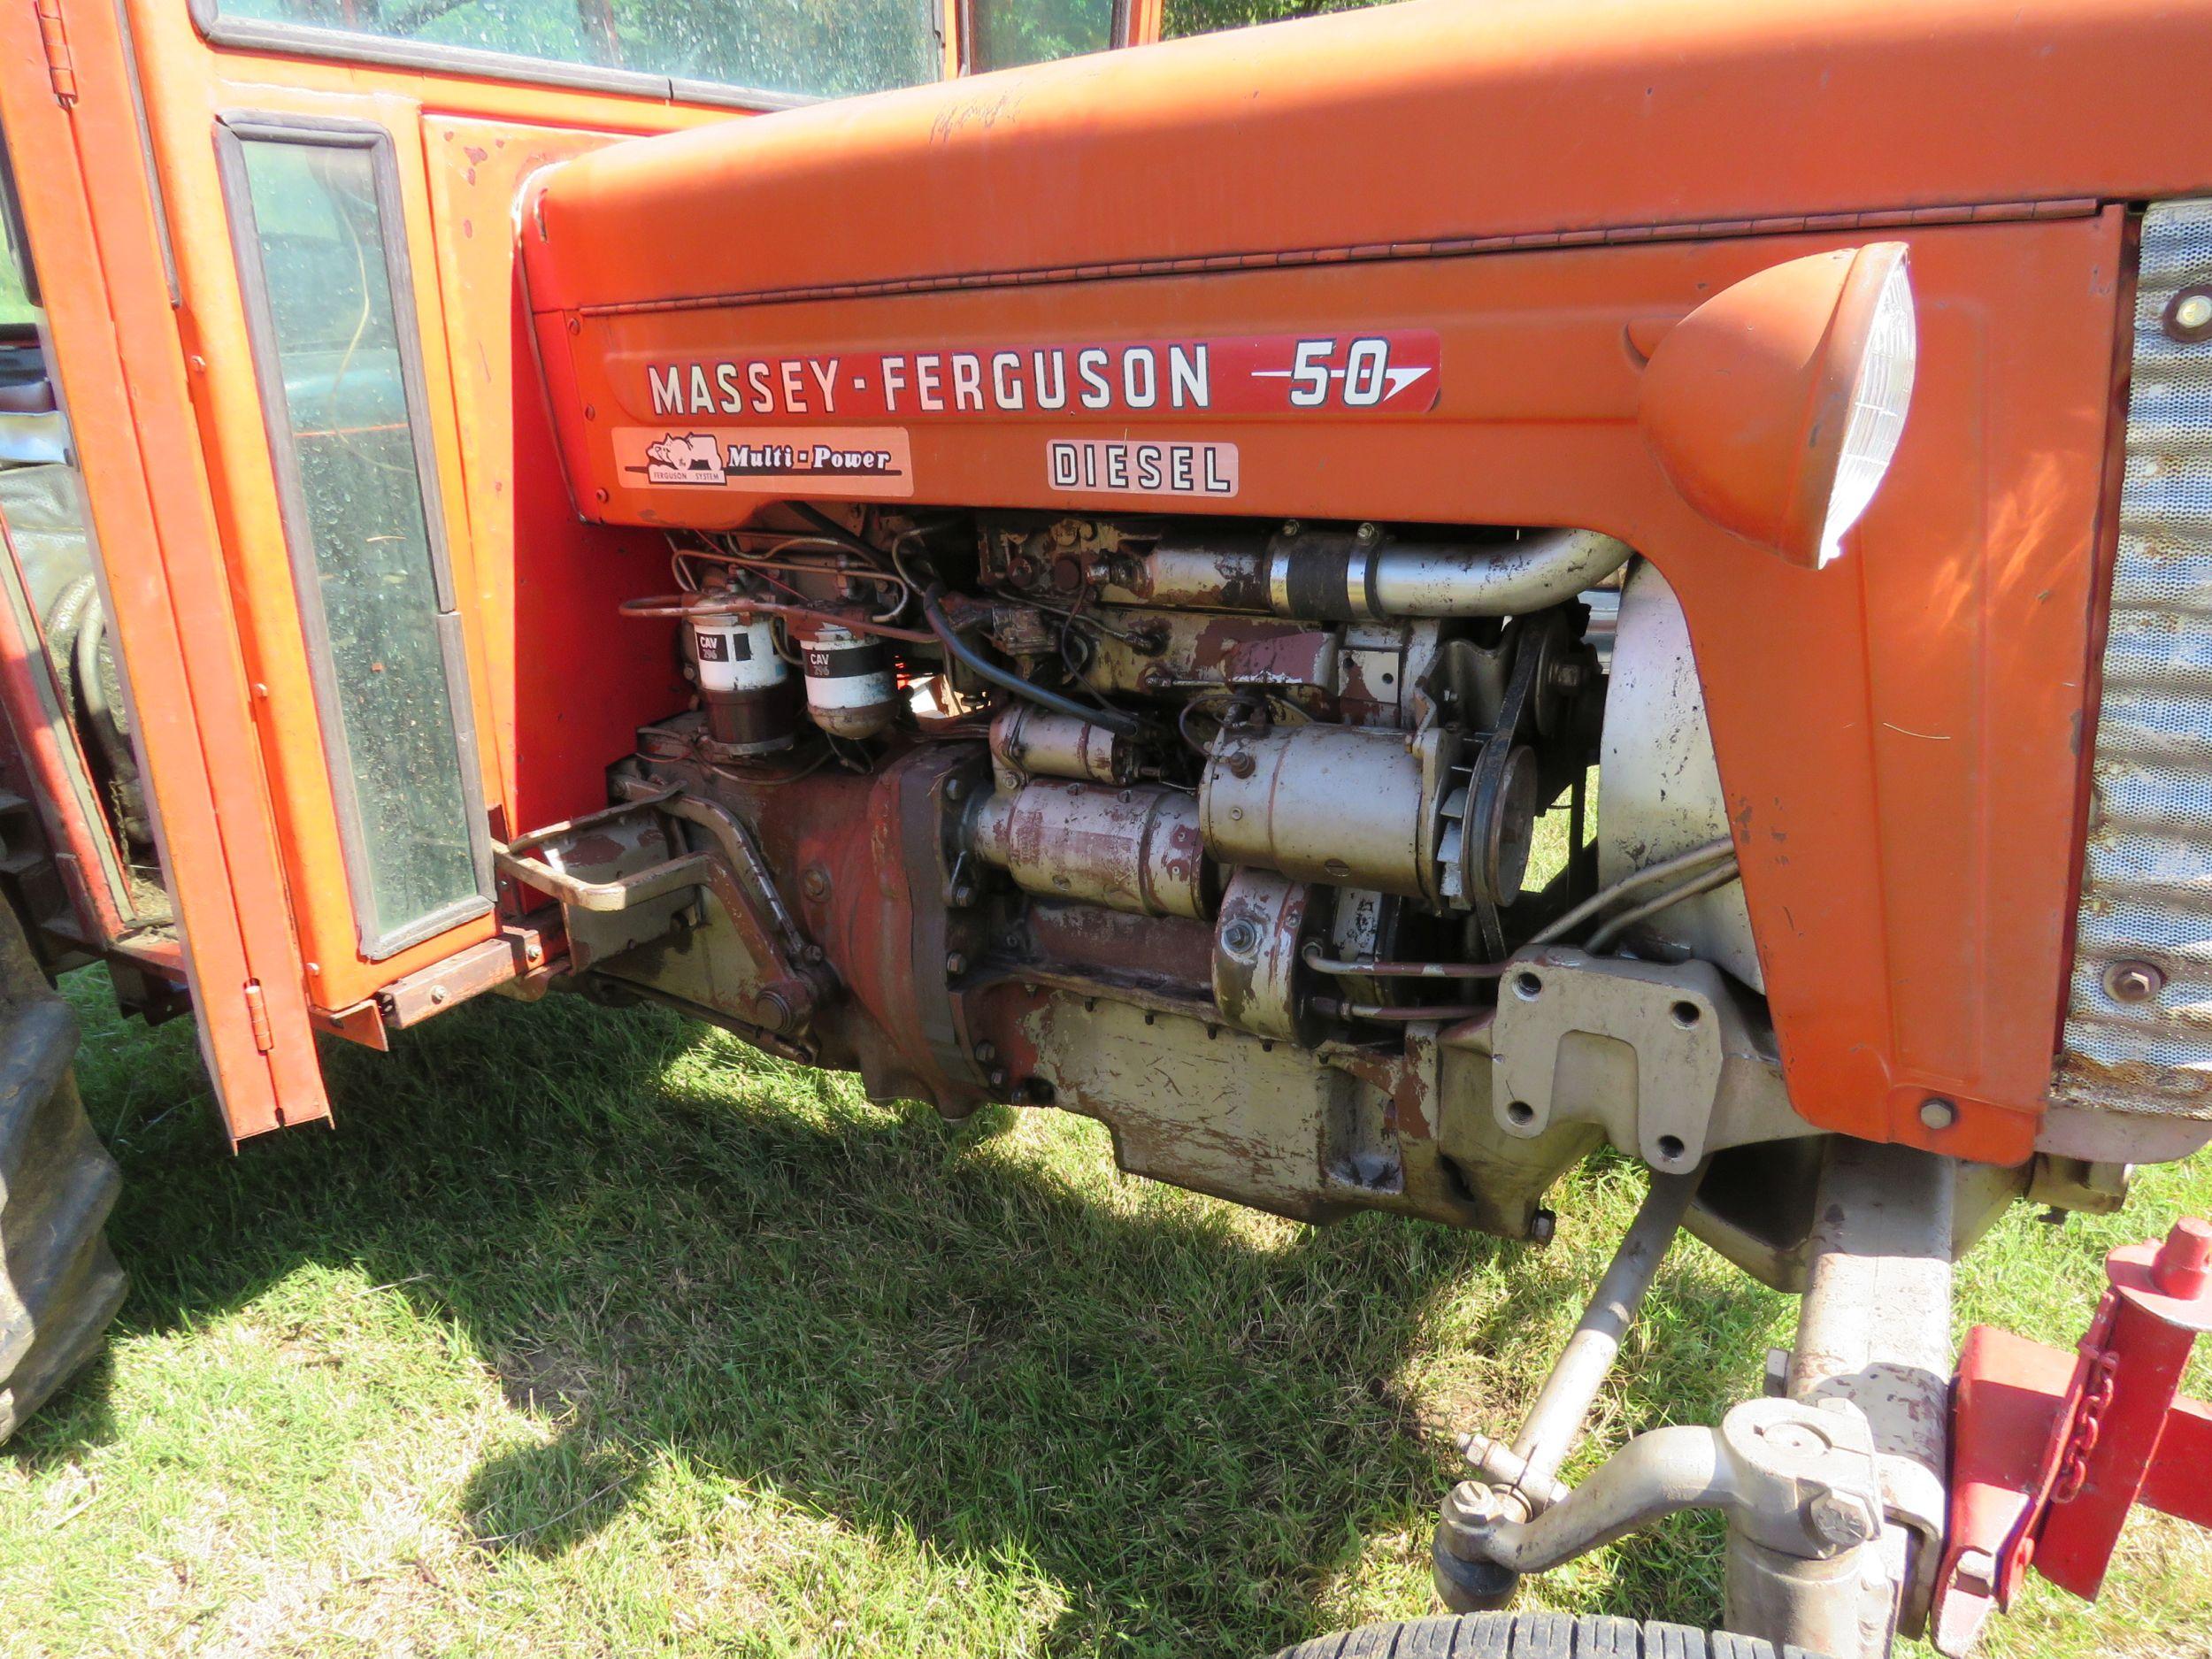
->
1932;1219;2212;1655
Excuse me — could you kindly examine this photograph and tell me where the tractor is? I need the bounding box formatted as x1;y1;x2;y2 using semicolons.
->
1;0;2209;1653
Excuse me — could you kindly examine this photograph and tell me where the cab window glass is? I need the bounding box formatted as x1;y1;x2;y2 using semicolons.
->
226;128;492;956
207;0;942;100
964;0;1113;70
1163;0;1394;38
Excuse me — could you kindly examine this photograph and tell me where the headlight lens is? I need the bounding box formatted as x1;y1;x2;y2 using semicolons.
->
1819;253;1917;566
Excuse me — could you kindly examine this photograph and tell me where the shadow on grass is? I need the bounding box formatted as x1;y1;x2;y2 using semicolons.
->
40;971;1771;1654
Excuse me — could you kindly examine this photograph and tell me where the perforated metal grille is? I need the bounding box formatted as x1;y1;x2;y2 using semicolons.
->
2055;200;2212;1120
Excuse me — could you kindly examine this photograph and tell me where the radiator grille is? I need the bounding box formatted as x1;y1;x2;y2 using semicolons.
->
2054;199;2212;1120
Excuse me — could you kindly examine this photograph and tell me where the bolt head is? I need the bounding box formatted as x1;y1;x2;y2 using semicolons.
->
1440;1480;1504;1532
974;1041;997;1064
1526;1208;1557;1247
2102;959;2165;1004
944;951;969;977
1918;1095;1959;1131
1809;1491;1877;1548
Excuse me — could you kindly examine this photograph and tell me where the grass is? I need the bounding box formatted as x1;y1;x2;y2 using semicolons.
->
1;965;2206;1657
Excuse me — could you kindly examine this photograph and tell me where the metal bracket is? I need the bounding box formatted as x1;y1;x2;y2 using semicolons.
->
495;794;701;974
1490;947;1809;1173
497;785;834;1033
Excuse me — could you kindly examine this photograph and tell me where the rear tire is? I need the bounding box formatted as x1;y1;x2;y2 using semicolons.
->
0;902;124;1441
1266;1613;1834;1659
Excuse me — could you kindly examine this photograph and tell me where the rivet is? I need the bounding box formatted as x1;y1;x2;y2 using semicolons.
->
2164;286;2212;342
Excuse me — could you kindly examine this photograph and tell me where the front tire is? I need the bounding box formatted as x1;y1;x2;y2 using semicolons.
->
1267;1612;1833;1659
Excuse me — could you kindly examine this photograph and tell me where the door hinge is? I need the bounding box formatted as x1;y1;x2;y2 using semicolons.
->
33;0;77;106
242;979;274;1053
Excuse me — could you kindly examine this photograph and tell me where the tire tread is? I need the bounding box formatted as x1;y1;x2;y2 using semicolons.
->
1263;1614;1830;1659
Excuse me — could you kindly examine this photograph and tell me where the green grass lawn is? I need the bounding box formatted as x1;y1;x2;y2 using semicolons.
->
4;968;2207;1657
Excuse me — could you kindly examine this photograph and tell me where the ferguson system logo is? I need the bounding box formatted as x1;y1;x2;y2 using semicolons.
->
641;432;726;485
641;333;1441;422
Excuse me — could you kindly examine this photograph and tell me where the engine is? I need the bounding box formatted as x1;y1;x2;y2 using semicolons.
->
495;502;1831;1260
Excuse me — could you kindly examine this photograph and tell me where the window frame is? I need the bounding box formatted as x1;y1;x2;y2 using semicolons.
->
186;0;949;111
214;111;495;960
956;0;1127;73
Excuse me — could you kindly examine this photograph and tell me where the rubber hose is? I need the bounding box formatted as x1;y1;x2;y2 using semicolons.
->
920;584;1142;736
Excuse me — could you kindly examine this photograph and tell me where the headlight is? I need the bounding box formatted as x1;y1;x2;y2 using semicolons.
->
1639;242;1918;570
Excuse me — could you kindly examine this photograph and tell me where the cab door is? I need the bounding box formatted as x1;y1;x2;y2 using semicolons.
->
0;0;328;1137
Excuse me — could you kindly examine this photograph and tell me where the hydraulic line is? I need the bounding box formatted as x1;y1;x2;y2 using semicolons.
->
1527;836;1736;947
1583;859;1741;953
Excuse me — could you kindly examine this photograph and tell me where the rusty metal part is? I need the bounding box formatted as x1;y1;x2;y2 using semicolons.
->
1118;532;1271;612
1302;941;1506;979
495;839;711;914
377;932;527;1026
1317;996;1486;1022
968;779;1212;920
1201;722;1455;902
1211;867;1324;1042
2054;199;2212;1128
620;780;837;1030
495;795;704;973
987;703;1137;789
997;986;1511;1230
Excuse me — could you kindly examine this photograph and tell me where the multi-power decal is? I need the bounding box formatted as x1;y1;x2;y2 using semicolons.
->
620;332;1440;500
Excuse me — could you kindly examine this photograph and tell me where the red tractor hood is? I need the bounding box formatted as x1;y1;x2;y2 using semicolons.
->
520;0;2212;317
